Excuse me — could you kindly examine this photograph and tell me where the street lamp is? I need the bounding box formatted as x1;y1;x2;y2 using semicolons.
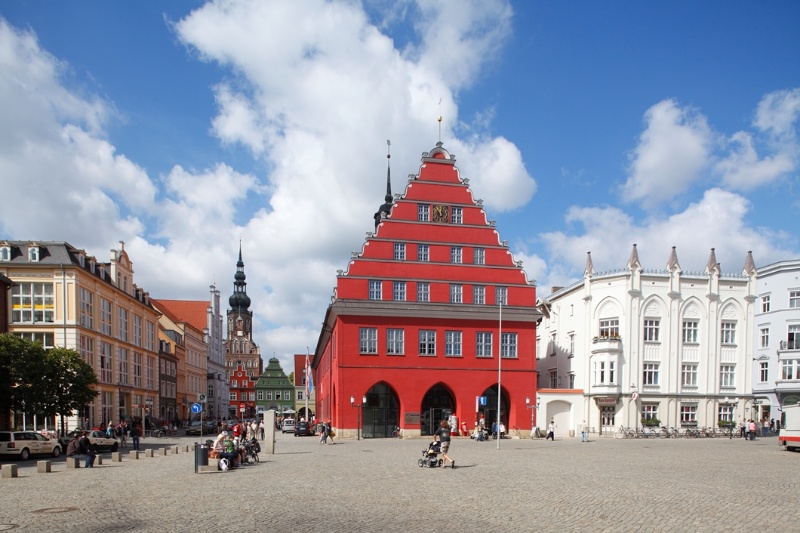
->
722;397;739;439
350;396;366;440
525;396;540;438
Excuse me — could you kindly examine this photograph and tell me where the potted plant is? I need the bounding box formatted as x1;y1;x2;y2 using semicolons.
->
641;417;660;427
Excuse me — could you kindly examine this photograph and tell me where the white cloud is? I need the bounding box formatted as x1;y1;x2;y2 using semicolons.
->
622;99;713;207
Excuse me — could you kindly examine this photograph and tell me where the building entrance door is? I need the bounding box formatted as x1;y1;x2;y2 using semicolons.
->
601;406;615;435
362;383;399;438
420;384;455;436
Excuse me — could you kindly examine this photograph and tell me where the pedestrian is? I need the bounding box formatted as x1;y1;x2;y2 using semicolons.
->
259;419;265;440
580;420;588;442
770;418;775;433
762;419;769;437
66;433;81;461
118;420;128;448
499;422;506;439
319;423;328;445
742;418;749;440
250;420;258;441
130;422;141;450
748;419;757;440
434;420;455;469
79;431;95;468
325;420;335;444
546;420;555;441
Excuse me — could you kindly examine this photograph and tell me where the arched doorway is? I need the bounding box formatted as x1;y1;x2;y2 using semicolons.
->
363;383;400;438
420;383;456;436
479;385;509;434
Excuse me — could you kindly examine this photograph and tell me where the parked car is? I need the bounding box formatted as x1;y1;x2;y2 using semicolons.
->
58;430;119;452
0;430;62;460
282;419;296;433
185;420;216;436
294;421;315;437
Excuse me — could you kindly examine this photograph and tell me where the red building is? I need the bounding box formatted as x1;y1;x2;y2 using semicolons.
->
313;142;540;438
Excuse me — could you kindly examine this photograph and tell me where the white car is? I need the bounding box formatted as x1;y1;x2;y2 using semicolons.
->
0;430;62;460
59;430;119;452
282;419;296;433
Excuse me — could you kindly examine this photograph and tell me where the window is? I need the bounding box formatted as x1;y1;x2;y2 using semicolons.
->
682;320;698;343
760;327;769;348
100;298;112;335
28;247;39;262
681;364;698;387
569;373;575;388
393;243;406;260
568;334;575;357
79;288;94;329
118;348;129;384
296;390;303;401
257;390;264;401
418;204;430;222
473;285;485;305
146;321;155;351
720;322;736;344
642;363;659;385
393;281;406;301
451;246;462;264
473;247;485;265
14;332;54;349
99;342;112;382
641;404;658;422
643;319;660;342
417;244;429;262
0;246;9;261
720;364;735;388
232;380;238;388
549;370;557;388
451;206;463;224
132;352;142;388
79;335;94;365
501;333;518;358
476;332;492;357
782;360;799;380
450;284;462;303
761;295;771;313
359;328;378;354
118;308;128;342
760;362;769;383
789;325;800;350
133;315;142;347
718;404;734;423
599;318;619;338
146;357;154;390
593;360;616;385
368;280;382;300
387;329;404;355
417;282;430;302
790;290;800;309
496;286;508;306
230;392;237;401
10;283;54;323
419;330;436;356
680;405;697;424
445;331;462;356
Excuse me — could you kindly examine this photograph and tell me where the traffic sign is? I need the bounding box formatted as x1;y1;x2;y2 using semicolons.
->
479;396;487;406
198;393;207;403
191;403;202;414
239;403;246;413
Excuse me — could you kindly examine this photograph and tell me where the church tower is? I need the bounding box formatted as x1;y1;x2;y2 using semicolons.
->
225;243;263;419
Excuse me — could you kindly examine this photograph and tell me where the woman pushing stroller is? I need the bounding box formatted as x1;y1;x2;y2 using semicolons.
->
434;420;455;469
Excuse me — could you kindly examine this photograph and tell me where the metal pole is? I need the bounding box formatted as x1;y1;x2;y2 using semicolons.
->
497;299;502;450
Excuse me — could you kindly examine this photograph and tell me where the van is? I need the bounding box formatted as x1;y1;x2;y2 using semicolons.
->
282;419;296;433
779;403;800;452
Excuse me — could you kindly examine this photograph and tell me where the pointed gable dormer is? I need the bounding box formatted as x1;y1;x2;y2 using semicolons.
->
743;250;757;276
666;246;681;298
705;248;720;275
28;242;41;262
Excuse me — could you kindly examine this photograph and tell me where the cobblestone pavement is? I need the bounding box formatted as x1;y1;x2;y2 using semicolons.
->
1;432;798;532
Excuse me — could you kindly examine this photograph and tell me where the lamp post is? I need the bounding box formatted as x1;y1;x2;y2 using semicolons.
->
525;396;539;438
722;397;739;439
350;395;366;440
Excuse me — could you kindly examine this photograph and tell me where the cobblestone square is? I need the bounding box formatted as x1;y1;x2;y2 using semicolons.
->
1;433;797;532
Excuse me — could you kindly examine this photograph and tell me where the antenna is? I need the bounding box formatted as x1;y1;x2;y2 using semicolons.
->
387;139;391;160
437;98;442;143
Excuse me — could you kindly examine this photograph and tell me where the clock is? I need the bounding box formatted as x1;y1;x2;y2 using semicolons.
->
432;204;449;223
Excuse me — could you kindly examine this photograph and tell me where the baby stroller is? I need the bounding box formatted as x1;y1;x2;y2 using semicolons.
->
418;441;443;468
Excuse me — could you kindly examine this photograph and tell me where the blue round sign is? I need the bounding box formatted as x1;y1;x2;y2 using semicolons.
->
191;403;202;414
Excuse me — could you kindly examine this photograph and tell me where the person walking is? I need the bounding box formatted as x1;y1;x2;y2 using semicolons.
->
259;419;265;440
319;423;328;445
325;421;335;444
434;420;455;469
580;420;588;442
118;420;128;448
546;420;555;441
79;431;95;468
130;422;141;451
748;419;757;440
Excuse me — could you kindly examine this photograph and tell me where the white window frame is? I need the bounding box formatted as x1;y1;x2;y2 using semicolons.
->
682;320;699;344
418;204;430;222
761;295;771;313
760;327;769;348
496;286;508;306
11;282;55;324
417;282;430;302
759;362;768;383
419;330;436;356
719;364;735;388
368;280;382;300
680;405;697;424
118;307;128;342
359;328;378;354
450;284;462;303
473;285;485;305
476;332;492;358
393;281;406;301
451;246;462;264
474;247;485;265
681;364;698;388
641;404;659;422
643;319;660;342
501;332;518;359
451;206;463;224
386;328;404;355
393;243;406;260
790;290;800;309
720;321;737;345
642;363;659;386
79;288;94;330
599;318;619;338
445;331;462;357
417;244;429;262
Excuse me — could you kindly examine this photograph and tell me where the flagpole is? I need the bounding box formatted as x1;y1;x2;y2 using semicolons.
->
305;348;310;424
497;296;502;450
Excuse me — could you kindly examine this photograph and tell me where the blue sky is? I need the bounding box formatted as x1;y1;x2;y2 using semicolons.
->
1;1;798;369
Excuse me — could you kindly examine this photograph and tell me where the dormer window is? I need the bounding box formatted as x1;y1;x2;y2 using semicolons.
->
78;253;85;268
0;246;10;261
89;258;96;273
28;246;40;262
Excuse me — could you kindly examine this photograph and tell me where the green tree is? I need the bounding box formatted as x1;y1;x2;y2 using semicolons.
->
288;372;294;384
0;334;49;429
42;348;98;435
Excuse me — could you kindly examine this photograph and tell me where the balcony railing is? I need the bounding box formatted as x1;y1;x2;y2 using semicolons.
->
780;340;799;350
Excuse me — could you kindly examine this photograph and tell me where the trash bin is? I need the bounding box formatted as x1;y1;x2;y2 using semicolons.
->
195;443;208;472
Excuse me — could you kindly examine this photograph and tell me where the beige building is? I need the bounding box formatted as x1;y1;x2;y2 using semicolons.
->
0;240;160;431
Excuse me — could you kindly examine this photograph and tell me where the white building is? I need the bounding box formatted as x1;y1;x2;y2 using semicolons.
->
536;245;757;436
753;259;800;422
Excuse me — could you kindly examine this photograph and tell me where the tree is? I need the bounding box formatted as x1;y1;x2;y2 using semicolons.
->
0;334;49;428
288;371;294;384
41;348;98;435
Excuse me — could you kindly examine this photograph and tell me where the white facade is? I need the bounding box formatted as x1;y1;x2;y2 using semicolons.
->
205;285;229;419
537;246;757;436
752;259;800;422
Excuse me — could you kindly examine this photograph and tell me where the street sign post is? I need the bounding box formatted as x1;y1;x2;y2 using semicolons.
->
191;403;202;414
198;393;207;403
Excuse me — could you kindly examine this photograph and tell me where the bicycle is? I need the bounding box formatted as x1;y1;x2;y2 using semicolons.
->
614;426;635;439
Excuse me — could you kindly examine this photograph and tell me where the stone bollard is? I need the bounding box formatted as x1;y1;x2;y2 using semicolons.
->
37;460;52;473
145;449;154;458
66;457;80;469
182;445;189;453
96;455;103;465
130;451;140;460
112;452;122;462
159;448;168;456
2;464;19;478
171;445;179;454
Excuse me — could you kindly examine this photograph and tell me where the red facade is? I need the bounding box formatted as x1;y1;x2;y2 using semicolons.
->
314;143;540;438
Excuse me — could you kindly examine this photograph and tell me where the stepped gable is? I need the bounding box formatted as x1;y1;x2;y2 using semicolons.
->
338;142;532;302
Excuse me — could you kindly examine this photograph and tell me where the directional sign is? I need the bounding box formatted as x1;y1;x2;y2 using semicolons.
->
191;403;202;414
198;393;207;403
